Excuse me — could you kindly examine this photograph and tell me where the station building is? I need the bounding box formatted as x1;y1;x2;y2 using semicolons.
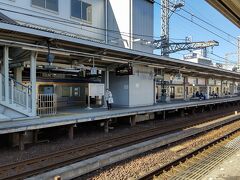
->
0;0;240;145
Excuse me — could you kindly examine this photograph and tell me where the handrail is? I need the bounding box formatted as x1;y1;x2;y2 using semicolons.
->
1;73;32;91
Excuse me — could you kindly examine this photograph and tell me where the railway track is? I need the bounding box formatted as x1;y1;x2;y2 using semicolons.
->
0;111;238;180
138;128;240;180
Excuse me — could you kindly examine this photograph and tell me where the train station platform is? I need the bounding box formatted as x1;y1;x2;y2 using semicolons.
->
0;96;240;135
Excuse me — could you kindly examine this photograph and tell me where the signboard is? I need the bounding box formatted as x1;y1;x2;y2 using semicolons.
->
208;78;215;85
116;64;133;76
188;77;197;85
90;67;97;75
216;80;221;86
172;74;183;84
198;78;205;85
88;83;105;97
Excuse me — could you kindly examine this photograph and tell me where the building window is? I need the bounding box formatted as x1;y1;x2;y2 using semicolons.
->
32;0;58;12
71;0;92;22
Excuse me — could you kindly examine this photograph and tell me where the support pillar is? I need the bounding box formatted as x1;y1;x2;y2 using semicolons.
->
33;130;39;143
19;132;25;151
220;80;223;97
3;46;9;103
163;111;166;120
68;125;74;140
30;51;37;116
180;109;185;117
0;73;2;101
104;68;109;107
192;107;196;115
130;115;136;126
206;86;210;100
209;105;213;111
183;77;187;101
104;119;110;133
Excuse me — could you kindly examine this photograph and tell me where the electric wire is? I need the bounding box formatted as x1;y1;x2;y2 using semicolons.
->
152;0;238;48
0;3;237;65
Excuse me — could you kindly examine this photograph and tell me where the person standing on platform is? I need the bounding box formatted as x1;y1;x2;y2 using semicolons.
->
105;89;113;110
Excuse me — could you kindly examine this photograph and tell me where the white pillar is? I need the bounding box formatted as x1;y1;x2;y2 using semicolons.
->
104;68;109;107
206;86;210;99
183;76;187;100
0;73;2;101
220;80;223;97
154;79;157;104
3;46;9;103
14;67;23;83
105;68;109;89
30;51;37;116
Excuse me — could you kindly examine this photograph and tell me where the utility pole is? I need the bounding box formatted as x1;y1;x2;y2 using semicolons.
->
157;0;218;56
161;0;170;56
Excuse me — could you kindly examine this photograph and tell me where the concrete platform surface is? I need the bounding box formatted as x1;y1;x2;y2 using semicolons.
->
0;96;240;135
202;148;240;180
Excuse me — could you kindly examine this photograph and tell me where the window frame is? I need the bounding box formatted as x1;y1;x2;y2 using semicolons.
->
32;0;59;13
70;0;92;24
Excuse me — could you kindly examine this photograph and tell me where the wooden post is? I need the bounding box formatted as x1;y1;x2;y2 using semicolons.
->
104;119;109;133
163;111;166;120
130;115;137;126
208;105;212;111
180;109;185;117
19;132;25;151
68;125;74;140
33;130;39;143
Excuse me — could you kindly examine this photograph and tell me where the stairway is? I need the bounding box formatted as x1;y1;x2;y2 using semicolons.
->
0;73;34;122
0;104;27;122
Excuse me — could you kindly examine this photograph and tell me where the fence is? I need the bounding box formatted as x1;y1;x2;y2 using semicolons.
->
37;94;57;116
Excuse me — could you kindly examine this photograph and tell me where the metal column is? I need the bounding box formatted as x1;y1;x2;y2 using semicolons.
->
30;51;37;116
3;46;9;103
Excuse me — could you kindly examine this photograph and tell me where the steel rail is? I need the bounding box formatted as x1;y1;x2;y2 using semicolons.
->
0;111;238;180
137;127;240;180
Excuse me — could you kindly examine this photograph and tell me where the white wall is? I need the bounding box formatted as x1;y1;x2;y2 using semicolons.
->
107;0;131;48
129;65;154;107
0;0;105;41
107;0;154;53
0;0;154;53
132;0;154;53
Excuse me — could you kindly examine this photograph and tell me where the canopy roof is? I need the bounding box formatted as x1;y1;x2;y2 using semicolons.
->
206;0;240;28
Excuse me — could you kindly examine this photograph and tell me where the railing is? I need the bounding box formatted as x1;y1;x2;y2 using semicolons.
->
37;94;57;116
0;73;33;116
9;79;32;110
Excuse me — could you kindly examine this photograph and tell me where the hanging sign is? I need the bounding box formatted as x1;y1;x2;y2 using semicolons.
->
88;83;105;97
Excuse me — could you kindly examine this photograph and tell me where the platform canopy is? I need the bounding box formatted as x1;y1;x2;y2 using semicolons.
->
206;0;240;28
0;21;240;80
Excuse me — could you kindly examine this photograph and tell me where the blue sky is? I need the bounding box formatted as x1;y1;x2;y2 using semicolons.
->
154;0;240;65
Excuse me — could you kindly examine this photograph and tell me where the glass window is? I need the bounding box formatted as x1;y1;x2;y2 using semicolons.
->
46;0;58;11
32;0;45;8
82;1;92;22
71;0;81;19
32;0;58;12
71;0;92;22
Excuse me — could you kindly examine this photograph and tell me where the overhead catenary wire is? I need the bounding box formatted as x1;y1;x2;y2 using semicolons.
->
0;4;237;65
172;0;237;41
152;0;238;48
